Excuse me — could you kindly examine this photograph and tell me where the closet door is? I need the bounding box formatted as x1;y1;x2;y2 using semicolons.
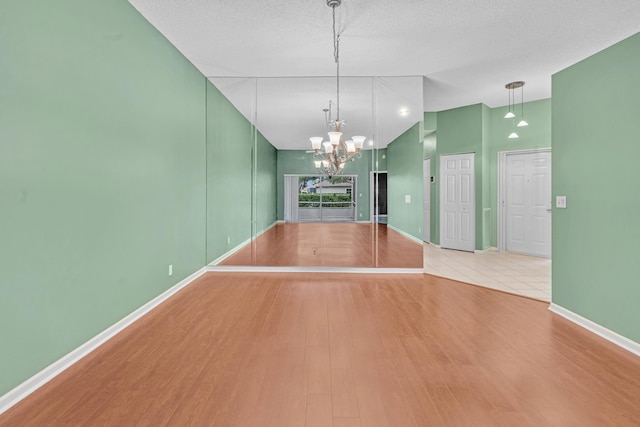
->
440;153;475;252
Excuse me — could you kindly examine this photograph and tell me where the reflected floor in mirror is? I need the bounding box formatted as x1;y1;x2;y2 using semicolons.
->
219;223;423;268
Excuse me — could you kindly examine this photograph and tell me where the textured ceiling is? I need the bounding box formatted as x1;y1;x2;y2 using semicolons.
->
128;0;640;148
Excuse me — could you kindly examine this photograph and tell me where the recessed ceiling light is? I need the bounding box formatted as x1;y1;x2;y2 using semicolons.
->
368;139;374;146
399;108;409;116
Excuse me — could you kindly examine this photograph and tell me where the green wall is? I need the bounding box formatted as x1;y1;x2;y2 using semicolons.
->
276;149;381;222
552;33;640;343
0;0;207;395
424;112;438;133
0;0;278;397
423;114;438;243
206;83;277;263
255;133;278;234
387;123;424;240
206;82;251;262
481;105;492;249
433;104;486;249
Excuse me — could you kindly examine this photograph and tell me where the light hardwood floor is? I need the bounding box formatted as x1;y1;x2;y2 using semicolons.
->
2;272;640;426
220;223;423;268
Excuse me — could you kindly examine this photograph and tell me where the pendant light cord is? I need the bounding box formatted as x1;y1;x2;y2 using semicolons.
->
511;86;515;113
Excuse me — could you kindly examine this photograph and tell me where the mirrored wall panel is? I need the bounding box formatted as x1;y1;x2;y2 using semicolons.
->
205;76;424;268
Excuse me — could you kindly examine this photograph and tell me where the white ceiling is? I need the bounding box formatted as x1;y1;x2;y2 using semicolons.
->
209;76;424;150
128;0;640;149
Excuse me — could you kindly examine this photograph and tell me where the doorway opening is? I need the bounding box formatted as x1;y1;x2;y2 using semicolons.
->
423;159;431;243
370;171;388;224
285;175;356;223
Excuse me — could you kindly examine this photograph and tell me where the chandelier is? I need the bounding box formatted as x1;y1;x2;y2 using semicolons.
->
309;0;365;177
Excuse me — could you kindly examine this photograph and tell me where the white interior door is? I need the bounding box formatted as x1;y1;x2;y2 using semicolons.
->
423;159;431;243
505;151;552;257
440;153;475;251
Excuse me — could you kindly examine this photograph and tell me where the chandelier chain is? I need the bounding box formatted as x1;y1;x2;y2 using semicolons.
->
332;4;340;121
310;0;363;177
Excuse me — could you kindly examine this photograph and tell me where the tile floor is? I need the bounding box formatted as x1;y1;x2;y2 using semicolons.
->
424;244;551;302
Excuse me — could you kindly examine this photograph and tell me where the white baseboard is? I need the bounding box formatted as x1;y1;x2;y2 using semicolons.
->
386;224;423;245
474;246;497;254
0;267;208;416
256;221;278;237
206;265;424;274
209;221;278;266
209;241;250;266
549;303;640;358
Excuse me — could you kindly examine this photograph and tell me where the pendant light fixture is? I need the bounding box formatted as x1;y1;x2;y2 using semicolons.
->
505;81;527;139
504;84;515;119
517;82;528;127
309;0;364;177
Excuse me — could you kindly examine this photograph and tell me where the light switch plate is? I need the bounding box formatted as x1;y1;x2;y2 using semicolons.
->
556;196;567;208
405;195;411;203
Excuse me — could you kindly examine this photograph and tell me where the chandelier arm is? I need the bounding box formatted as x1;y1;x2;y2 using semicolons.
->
346;151;361;162
338;140;348;157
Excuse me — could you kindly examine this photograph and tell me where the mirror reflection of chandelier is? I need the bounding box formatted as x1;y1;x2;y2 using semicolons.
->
309;0;365;177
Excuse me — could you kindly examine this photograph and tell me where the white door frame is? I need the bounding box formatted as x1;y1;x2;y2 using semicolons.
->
497;148;552;252
423;159;431;243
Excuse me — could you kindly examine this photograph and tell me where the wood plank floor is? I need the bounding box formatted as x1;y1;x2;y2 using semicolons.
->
2;273;640;426
220;223;423;268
